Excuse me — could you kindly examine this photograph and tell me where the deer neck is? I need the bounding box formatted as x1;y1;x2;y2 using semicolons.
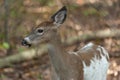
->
47;30;70;73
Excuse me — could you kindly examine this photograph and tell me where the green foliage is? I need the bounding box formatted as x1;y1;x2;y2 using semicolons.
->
2;42;10;49
82;7;109;17
10;10;17;17
18;47;25;53
10;8;24;18
82;8;98;16
99;10;109;17
9;0;24;18
0;33;4;39
0;74;7;79
0;14;6;20
37;0;54;6
37;74;42;80
68;4;79;10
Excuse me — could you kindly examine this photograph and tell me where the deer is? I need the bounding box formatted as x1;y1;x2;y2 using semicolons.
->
21;6;109;80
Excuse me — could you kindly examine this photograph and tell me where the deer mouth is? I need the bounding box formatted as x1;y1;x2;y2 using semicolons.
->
21;39;32;47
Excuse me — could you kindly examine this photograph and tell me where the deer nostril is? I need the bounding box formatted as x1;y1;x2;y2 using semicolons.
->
21;39;31;47
21;39;27;45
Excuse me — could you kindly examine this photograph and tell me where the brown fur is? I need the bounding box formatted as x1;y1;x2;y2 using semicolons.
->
23;18;109;80
22;7;109;80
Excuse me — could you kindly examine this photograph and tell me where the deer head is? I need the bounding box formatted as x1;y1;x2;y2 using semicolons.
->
21;6;67;47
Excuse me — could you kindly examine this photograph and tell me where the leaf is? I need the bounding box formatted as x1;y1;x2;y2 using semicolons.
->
18;47;25;52
0;74;7;79
2;42;10;49
82;8;97;16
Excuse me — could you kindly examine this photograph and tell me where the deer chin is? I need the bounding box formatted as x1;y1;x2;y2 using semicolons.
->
26;43;32;47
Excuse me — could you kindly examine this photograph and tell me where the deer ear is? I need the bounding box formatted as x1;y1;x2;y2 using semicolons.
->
51;6;67;26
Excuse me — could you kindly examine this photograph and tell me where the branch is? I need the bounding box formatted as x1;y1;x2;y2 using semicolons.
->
0;29;120;68
0;45;47;68
4;0;9;43
65;29;120;46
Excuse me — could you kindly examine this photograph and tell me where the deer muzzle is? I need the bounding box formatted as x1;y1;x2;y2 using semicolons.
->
21;38;31;47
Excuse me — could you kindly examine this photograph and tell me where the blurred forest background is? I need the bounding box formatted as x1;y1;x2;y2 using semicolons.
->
0;0;120;80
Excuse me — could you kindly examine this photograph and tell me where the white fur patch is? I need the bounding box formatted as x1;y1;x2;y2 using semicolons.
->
68;52;78;56
81;42;94;51
83;46;109;80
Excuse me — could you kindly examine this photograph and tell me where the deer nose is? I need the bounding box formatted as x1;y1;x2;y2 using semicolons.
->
21;39;31;47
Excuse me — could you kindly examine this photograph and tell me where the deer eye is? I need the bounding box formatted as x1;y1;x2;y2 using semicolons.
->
37;29;44;33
